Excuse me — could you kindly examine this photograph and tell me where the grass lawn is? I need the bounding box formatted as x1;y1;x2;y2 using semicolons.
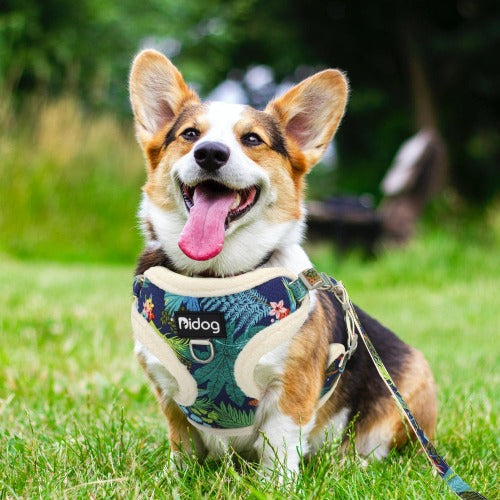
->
0;220;498;498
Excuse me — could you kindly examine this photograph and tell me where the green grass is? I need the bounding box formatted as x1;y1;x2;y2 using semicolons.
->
1;217;498;498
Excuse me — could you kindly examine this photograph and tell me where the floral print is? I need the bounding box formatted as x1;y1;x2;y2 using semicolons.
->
142;296;155;321
269;300;290;320
134;275;301;430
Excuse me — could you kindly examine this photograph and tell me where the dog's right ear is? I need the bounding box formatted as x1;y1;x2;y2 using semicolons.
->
129;49;199;147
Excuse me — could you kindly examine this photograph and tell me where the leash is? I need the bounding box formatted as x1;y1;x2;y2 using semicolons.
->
290;268;488;499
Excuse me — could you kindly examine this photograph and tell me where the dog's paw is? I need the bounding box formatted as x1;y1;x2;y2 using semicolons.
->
163;451;183;478
163;449;200;478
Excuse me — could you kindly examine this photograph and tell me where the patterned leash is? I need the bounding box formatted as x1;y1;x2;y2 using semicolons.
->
290;268;488;499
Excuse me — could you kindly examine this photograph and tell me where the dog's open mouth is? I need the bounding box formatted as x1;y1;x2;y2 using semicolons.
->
178;181;260;261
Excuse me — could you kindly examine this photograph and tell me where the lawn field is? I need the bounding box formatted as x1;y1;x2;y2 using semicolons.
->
0;220;498;498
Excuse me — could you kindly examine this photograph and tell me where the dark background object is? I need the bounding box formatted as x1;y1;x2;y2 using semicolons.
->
307;197;383;255
307;129;448;252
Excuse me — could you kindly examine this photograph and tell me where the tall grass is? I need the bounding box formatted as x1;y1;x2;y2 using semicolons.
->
0;94;145;262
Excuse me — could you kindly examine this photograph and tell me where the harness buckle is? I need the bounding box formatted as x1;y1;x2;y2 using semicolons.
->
133;274;146;298
189;340;215;364
298;268;334;291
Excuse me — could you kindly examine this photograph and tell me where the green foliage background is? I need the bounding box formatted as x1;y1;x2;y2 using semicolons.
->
1;0;499;207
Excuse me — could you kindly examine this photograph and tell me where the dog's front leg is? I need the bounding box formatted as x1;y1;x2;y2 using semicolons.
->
254;383;316;476
136;349;207;464
254;316;329;476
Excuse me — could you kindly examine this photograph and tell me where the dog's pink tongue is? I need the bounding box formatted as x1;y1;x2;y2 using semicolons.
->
178;185;237;261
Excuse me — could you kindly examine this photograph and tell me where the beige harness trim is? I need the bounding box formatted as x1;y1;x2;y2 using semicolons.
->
143;265;299;297
131;306;198;406
132;265;346;431
233;294;310;399
133;266;306;409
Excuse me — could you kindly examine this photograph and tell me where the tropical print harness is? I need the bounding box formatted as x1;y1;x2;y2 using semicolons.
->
132;266;488;498
131;266;353;435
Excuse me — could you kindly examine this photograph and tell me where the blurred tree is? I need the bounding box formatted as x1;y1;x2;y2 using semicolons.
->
1;0;498;201
217;0;500;201
0;0;257;110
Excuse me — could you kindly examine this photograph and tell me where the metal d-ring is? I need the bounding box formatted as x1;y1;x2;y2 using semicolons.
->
189;340;215;364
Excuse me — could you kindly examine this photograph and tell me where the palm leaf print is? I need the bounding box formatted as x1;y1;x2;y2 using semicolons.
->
164;292;201;316
200;289;271;333
183;296;201;311
188;397;219;424
214;401;253;428
193;325;246;406
282;278;298;311
194;349;245;407
164;292;185;316
164;334;190;360
149;321;190;362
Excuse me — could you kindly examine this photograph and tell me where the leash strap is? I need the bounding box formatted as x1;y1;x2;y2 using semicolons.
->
292;268;487;499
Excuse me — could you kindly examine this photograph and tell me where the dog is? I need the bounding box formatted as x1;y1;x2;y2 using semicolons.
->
129;49;437;474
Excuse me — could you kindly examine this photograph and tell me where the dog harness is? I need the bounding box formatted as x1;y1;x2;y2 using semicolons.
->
132;266;487;498
131;266;356;435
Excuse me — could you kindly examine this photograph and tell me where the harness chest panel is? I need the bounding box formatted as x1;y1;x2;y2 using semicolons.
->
132;267;347;434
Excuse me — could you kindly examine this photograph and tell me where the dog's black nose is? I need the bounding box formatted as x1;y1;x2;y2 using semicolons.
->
193;142;230;171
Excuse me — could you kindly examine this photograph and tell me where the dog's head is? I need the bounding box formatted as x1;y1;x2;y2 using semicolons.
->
130;50;348;276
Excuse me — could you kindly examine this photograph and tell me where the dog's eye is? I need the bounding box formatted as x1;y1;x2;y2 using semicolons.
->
241;132;264;146
181;128;201;142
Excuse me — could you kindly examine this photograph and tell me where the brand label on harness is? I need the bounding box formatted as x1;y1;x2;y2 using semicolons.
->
174;312;226;338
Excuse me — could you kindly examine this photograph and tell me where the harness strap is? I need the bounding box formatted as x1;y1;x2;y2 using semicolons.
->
289;269;358;366
292;268;487;500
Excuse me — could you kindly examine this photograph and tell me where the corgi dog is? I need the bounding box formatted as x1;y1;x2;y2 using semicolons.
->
129;49;437;474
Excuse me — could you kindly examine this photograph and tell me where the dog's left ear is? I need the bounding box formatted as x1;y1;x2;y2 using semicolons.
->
265;70;348;169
